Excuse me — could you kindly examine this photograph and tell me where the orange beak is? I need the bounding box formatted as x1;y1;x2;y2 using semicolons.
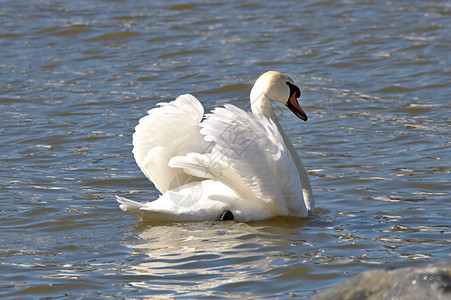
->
287;92;308;121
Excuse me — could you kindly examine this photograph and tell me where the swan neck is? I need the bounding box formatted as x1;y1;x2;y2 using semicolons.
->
250;90;315;211
250;91;290;145
279;124;315;212
250;91;278;121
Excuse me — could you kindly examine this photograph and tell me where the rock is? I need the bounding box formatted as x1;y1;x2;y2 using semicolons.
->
312;260;451;300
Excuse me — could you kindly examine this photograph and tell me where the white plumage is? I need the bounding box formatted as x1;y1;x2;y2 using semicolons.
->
117;71;314;222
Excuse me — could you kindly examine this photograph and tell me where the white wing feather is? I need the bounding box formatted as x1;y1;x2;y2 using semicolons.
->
132;94;211;194
170;104;307;217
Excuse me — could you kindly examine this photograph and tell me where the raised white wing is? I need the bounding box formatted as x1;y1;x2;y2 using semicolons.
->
170;104;307;217
132;94;211;194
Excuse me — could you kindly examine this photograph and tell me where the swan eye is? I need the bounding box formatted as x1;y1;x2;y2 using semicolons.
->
286;82;301;98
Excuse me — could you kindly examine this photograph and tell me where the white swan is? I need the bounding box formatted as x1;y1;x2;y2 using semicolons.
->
116;71;314;222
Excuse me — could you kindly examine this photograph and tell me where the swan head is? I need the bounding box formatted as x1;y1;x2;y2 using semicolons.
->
250;71;308;121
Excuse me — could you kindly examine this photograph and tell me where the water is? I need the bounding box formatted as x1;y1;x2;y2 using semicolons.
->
1;0;450;298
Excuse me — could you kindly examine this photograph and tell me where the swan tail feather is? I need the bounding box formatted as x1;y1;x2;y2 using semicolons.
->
116;195;146;211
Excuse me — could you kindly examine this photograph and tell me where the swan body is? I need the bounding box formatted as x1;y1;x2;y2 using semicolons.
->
117;71;314;222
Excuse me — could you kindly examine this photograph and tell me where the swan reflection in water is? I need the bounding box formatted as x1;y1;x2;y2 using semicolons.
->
124;218;311;295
